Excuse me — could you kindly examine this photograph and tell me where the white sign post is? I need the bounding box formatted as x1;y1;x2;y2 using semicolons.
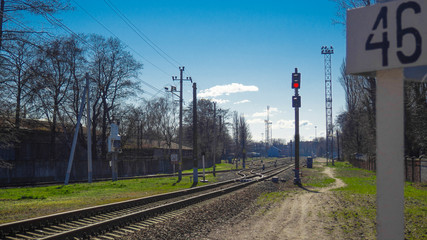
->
171;154;178;175
347;1;427;239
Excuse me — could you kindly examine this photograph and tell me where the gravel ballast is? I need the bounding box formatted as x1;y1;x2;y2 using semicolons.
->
124;170;294;240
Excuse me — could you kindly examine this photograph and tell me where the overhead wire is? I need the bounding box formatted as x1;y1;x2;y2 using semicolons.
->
39;8;173;101
102;0;182;69
5;3;184;102
70;0;172;77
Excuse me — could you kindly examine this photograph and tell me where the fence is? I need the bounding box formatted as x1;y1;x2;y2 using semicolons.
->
347;154;426;182
348;154;376;171
405;156;426;183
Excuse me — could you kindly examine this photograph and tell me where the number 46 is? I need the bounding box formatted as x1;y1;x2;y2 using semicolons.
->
365;1;422;66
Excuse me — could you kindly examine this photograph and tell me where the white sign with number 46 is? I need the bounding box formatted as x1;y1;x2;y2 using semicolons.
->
347;0;427;75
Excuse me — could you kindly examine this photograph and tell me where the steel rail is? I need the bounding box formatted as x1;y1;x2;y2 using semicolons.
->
0;163;291;239
41;165;293;240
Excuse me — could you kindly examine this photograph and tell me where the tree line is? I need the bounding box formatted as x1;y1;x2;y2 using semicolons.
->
333;0;427;161
0;0;252;167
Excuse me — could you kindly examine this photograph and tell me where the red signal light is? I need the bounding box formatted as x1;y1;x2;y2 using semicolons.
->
291;70;301;89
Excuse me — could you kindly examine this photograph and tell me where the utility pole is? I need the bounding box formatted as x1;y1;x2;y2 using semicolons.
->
336;130;340;162
292;68;301;185
0;0;5;49
65;73;93;185
172;67;192;182
65;77;88;185
192;83;198;184
219;115;224;162
213;102;217;177
86;74;92;183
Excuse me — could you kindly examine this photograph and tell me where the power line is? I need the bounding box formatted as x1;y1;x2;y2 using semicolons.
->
39;8;173;101
6;5;176;103
102;0;182;69
71;0;172;77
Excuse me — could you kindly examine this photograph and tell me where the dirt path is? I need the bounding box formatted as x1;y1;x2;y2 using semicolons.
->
206;167;346;240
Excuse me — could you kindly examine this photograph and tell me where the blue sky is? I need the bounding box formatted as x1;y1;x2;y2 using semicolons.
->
29;0;348;142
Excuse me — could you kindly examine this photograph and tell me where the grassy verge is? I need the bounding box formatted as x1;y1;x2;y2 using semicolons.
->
302;162;336;188
0;174;216;224
331;161;427;240
182;163;238;173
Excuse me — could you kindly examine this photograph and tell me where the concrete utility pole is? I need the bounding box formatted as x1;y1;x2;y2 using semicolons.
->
65;74;91;185
65;83;87;185
172;67;192;182
192;83;198;184
0;0;5;49
213;102;217;176
86;74;92;183
336;130;340;162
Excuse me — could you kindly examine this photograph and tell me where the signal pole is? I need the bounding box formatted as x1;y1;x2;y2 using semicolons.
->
172;67;192;182
292;68;301;185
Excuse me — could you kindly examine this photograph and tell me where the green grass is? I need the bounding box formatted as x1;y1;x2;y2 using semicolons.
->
0;174;216;224
329;161;427;240
256;191;287;206
182;163;239;173
302;163;336;188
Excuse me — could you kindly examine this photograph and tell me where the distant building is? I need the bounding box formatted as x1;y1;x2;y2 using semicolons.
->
267;146;283;157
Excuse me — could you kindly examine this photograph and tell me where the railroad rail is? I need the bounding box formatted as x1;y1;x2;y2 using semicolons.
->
0;163;293;240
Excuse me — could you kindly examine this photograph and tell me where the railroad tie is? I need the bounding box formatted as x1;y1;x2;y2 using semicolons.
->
23;231;44;238
14;234;35;239
98;234;116;240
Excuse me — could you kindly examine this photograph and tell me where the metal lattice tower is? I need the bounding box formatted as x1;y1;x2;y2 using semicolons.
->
265;106;272;148
321;46;334;165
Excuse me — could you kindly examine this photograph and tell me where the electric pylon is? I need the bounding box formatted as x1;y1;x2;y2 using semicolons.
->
321;46;334;166
264;106;272;155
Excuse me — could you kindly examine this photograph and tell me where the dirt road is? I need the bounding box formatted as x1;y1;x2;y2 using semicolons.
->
207;166;346;240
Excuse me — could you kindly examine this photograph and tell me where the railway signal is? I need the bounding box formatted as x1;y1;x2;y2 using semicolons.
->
291;68;301;185
291;71;301;89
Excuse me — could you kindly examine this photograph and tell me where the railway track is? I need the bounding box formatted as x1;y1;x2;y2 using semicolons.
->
0;163;293;240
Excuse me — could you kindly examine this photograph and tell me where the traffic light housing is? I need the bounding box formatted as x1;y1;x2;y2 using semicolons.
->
292;72;301;89
292;95;301;108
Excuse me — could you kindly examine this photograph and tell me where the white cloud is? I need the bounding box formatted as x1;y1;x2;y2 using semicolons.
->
252;107;280;117
275;119;313;129
234;99;250;105
199;83;259;98
210;98;230;104
247;118;264;124
276;119;294;129
300;120;313;127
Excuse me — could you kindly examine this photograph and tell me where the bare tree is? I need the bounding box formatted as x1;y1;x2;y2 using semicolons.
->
87;34;142;160
331;0;376;26
0;33;36;129
32;36;81;160
238;114;251;168
404;82;427;156
0;0;71;48
183;99;229;163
